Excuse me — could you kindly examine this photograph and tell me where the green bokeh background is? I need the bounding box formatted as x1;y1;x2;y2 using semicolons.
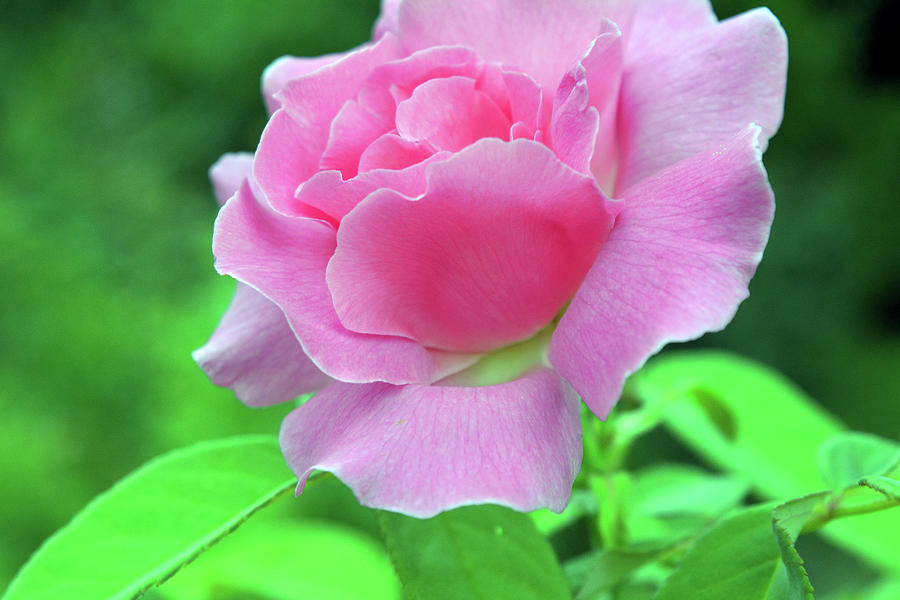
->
1;0;897;593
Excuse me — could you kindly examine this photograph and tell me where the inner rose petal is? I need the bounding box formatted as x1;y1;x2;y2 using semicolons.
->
357;133;435;173
318;100;392;179
395;76;511;152
326;139;616;354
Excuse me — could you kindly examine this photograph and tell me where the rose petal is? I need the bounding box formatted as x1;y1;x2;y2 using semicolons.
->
318;100;392;179
374;0;402;39
193;284;332;407
509;121;533;140
280;368;582;517
254;34;404;213
327;138;616;354
556;20;623;189
200;153;329;405
615;8;787;192
501;70;544;134
252;110;322;216
616;0;716;61
395;76;511;152
262;53;346;115
357;133;435;173
358;45;480;124
397;0;613;96
209;152;253;206
214;180;477;384
550;79;599;174
549;125;775;418
296;152;449;223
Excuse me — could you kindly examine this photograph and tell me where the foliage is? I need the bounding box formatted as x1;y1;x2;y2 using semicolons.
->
4;352;900;599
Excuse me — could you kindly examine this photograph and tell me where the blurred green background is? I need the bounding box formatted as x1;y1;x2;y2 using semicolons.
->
1;0;897;594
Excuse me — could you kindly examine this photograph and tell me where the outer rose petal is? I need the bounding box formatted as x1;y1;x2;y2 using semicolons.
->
193;284;332;407
214;181;478;385
262;53;346;115
200;154;330;405
609;0;716;60
280;368;582;518
549;125;775;418
374;0;402;39
397;0;613;94
209;153;253;206
327;138;616;354
615;8;787;192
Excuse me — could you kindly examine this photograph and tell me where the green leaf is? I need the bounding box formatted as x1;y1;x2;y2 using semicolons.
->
631;465;747;517
860;475;900;500
654;504;796;600
771;494;825;600
633;352;841;499
625;465;748;551
632;351;900;575
378;504;571;600
818;433;900;491
150;518;399;600
860;579;900;600
568;550;658;600
3;436;296;600
531;490;597;537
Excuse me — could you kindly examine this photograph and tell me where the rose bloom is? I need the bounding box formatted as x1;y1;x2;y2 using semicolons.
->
196;0;786;517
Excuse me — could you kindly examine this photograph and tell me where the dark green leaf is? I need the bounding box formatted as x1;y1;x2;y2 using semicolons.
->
570;551;657;600
654;504;795;600
3;436;296;600
378;504;571;600
818;433;900;491
772;494;826;600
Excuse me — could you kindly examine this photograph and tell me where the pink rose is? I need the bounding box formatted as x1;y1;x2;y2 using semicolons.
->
196;0;786;517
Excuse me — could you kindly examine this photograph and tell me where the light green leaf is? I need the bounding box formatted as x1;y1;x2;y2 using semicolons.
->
818;433;900;491
858;579;900;600
3;436;296;600
625;464;748;551
860;475;900;501
631;465;748;517
531;490;597;537
633;351;900;575
378;504;571;600
150;518;399;600
654;504;795;600
633;352;841;499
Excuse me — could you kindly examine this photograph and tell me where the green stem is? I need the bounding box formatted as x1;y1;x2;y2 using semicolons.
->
801;496;900;534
